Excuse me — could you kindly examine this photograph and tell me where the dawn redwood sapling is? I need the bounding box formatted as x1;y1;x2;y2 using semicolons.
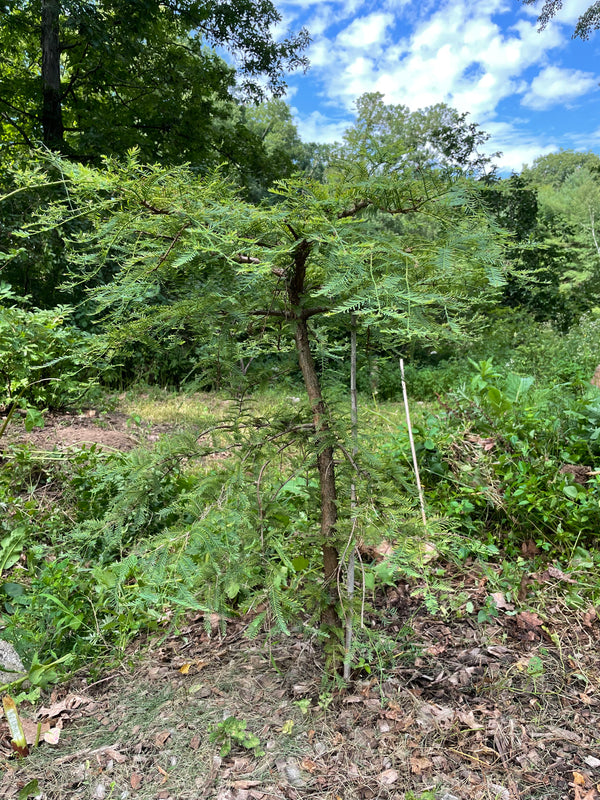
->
5;149;507;632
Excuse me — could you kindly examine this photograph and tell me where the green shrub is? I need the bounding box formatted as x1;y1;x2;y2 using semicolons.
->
0;283;97;411
406;359;600;551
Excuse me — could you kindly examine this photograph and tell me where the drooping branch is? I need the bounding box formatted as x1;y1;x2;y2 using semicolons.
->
234;254;261;264
0;111;33;148
152;223;190;272
338;200;370;219
140;199;172;215
338;194;433;219
247;306;331;320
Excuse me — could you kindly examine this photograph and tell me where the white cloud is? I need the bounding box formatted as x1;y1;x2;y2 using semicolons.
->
304;5;337;36
283;0;600;168
307;39;334;68
522;65;599;109
567;127;600;150
302;0;571;118
337;12;394;48
292;109;350;143
278;0;339;9
483;120;558;171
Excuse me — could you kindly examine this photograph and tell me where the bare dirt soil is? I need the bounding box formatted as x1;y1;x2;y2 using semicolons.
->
1;587;599;800
2;410;176;454
3;411;136;453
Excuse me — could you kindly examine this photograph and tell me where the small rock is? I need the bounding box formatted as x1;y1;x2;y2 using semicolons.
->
0;640;25;685
488;784;510;800
584;755;600;768
276;759;305;788
92;783;106;800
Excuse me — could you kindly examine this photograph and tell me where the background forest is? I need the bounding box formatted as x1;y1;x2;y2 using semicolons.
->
1;0;600;719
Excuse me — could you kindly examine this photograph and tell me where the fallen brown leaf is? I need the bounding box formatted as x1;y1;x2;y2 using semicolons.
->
467;434;496;450
130;773;143;790
373;541;394;559
583;607;597;627
179;660;208;674
521;540;539;558
104;748;127;763
574;786;599;800
518;572;530;602
546;565;577;583
378;768;399;785
20;718;50;746
490;592;514;611
516;611;543;629
410;756;432;775
155;730;171;748
37;694;94;720
456;710;484;730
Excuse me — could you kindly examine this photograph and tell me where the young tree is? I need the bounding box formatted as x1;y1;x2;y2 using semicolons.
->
516;151;600;325
11;150;505;629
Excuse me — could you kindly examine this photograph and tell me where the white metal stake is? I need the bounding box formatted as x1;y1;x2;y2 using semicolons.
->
400;357;427;529
343;316;358;681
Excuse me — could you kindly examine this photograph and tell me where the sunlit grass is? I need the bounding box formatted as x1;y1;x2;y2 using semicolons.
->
115;383;438;434
117;386;231;427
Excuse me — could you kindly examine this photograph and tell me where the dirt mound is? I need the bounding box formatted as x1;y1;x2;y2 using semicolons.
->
4;411;142;453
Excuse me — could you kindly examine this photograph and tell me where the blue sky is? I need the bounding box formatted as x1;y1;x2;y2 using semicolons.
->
273;0;600;172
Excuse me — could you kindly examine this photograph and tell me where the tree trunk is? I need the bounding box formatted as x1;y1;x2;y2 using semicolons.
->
41;0;64;148
294;317;340;626
287;237;339;627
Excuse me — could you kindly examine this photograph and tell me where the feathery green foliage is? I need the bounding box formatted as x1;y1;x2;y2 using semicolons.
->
2;146;507;655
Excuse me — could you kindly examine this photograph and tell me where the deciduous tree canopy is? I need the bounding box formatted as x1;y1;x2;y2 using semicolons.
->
0;0;309;159
523;0;600;39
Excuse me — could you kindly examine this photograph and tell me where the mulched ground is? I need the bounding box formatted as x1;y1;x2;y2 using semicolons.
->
2;583;598;800
1;407;599;800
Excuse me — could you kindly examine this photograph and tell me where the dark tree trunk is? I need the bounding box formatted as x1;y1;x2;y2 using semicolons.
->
288;239;340;627
41;0;64;148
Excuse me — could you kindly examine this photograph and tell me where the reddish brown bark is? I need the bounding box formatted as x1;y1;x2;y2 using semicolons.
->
288;239;340;627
